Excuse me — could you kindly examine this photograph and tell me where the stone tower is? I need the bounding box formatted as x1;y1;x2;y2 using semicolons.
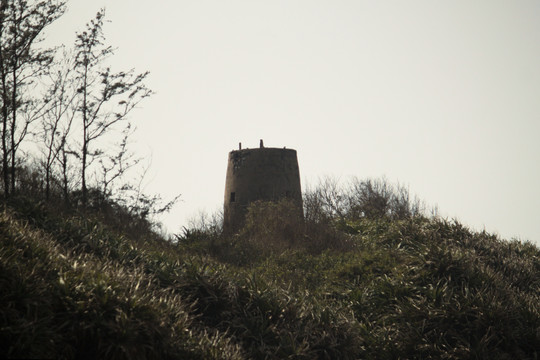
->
223;140;302;233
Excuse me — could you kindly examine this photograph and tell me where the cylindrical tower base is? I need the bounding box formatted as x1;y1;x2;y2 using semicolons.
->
223;147;302;233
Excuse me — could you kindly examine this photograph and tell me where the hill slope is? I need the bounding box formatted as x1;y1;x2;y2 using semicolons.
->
1;196;539;359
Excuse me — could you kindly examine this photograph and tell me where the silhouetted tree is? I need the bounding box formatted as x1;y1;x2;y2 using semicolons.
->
73;9;151;206
98;123;140;200
0;0;65;196
40;48;77;200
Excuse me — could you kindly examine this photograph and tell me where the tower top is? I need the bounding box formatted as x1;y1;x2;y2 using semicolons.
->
234;140;292;152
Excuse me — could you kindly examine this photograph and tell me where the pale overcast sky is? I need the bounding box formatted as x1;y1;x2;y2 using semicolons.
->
44;1;540;244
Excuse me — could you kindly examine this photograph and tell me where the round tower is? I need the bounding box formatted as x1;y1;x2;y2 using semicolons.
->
223;141;302;233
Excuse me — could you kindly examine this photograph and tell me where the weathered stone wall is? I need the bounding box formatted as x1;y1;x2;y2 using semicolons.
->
223;147;302;233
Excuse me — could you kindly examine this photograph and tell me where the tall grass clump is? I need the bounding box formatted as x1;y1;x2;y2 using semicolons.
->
0;206;246;359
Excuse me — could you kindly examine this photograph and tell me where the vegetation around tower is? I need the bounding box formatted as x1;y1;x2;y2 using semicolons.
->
2;171;539;358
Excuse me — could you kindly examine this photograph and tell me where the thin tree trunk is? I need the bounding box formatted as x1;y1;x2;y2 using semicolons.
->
0;68;8;198
10;61;16;194
82;135;87;203
44;119;57;201
81;63;88;206
9;4;16;195
45;165;50;199
61;137;69;204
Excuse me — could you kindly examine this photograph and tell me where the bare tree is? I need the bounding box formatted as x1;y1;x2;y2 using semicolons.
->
304;176;348;223
39;48;78;200
73;9;152;206
0;0;65;196
98;123;140;200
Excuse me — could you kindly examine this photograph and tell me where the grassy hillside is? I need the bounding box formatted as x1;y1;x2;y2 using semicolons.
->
1;194;539;359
